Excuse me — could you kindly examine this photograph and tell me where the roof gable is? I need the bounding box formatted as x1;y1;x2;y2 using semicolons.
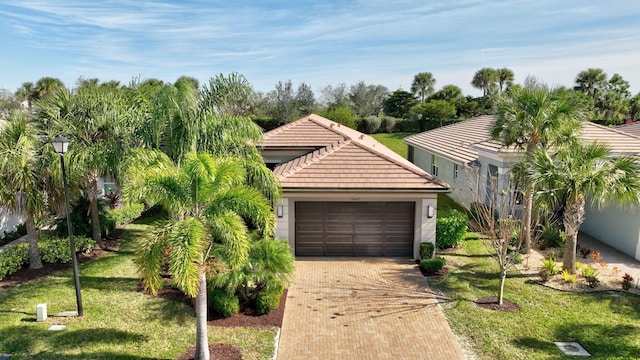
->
261;114;347;148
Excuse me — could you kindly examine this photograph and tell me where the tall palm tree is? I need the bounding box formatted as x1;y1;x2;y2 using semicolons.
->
411;72;436;102
471;68;498;96
37;84;139;248
574;68;607;101
496;68;514;92
491;86;587;253
529;142;640;273
15;82;35;109
33;77;65;102
0;112;46;269
122;151;275;360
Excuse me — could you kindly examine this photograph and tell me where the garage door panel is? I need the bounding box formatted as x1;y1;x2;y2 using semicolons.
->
295;201;415;257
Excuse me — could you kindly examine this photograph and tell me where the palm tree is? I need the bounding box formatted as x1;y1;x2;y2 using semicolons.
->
471;68;498;96
15;82;35;109
0;112;46;269
122;151;275;360
37;84;138;248
574;68;607;101
491;86;587;253
411;72;436;102
33;77;65;102
496;68;514;92
529;142;640;273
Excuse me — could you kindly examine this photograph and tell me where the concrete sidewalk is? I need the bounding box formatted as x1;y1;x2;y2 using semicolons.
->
277;258;465;360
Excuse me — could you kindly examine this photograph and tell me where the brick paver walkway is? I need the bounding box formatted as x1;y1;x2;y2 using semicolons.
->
277;258;465;360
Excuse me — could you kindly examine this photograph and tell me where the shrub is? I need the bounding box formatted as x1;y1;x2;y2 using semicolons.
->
590;250;602;262
208;288;240;317
255;284;284;315
420;257;446;274
622;273;634;290
538;222;565;249
541;258;559;276
380;116;398;133
38;232;95;263
436;210;468;249
393;119;421;132
513;252;524;264
252;116;282;132
562;269;577;284
575;261;584;270
581;266;600;288
419;242;435;260
0;242;29;280
363;115;382;134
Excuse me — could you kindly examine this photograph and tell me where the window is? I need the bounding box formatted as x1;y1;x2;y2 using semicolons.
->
431;155;439;176
454;164;459;180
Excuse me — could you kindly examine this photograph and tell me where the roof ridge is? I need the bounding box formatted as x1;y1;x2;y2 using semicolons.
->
262;115;310;140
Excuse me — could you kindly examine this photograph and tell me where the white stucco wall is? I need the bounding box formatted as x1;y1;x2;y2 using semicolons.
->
582;201;640;261
274;192;439;259
0;206;24;237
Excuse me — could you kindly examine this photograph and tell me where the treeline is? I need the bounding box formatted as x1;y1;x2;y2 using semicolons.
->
2;67;639;133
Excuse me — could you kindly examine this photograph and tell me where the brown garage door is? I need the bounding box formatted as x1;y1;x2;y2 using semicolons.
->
295;202;415;256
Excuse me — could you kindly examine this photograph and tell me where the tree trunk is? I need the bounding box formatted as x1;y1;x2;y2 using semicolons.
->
562;198;585;274
88;174;104;249
497;266;507;305
194;270;210;360
26;212;43;269
519;189;533;254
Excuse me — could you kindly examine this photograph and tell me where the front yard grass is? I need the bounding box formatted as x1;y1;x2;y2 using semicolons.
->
0;217;277;359
429;239;640;359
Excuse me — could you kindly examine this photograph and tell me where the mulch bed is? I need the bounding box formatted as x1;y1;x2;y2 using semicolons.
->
474;296;520;312
175;343;243;360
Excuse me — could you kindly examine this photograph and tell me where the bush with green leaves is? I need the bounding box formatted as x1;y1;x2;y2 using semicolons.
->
363;115;382;134
255;284;284;315
420;242;435;260
436;210;468;249
0;231;96;280
208;288;240;317
581;266;600;288
211;237;295;303
538;221;565;249
420;257;446;274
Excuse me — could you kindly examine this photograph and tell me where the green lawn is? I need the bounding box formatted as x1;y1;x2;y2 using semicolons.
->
370;132;416;158
429;239;640;359
0;217;277;359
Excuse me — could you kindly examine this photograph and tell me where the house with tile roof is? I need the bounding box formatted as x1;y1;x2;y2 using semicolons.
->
260;114;450;259
405;115;640;261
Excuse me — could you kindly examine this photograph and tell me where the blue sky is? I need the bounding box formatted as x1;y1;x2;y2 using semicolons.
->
1;0;640;97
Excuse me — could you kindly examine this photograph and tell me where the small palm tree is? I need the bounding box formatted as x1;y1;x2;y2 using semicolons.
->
529;142;640;273
0;112;46;269
123;151;275;360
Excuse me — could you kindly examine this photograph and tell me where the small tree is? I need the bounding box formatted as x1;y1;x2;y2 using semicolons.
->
467;167;523;305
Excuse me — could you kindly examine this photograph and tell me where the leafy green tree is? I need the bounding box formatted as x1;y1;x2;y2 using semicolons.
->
430;85;463;102
629;93;640;120
295;82;315;116
597;74;631;125
383;90;417;119
267;80;298;123
411;72;436;102
123;151;275;360
0;112;46;268
319;83;350;109
471;68;498;96
492;86;587;253
0;89;18;113
529;142;640;273
317;106;356;128
349;81;388;118
410;99;456;130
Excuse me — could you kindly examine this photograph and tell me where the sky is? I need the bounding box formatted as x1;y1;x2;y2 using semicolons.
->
1;0;640;97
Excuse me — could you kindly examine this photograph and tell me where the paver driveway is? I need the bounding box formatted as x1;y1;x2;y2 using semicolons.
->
277;258;465;360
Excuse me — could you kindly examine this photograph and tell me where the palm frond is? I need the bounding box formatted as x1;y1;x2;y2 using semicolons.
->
167;218;207;297
208;211;250;269
134;221;172;295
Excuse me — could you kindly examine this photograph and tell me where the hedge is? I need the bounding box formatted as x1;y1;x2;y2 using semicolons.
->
208;288;240;317
436;209;468;249
0;231;95;280
255;284;284;315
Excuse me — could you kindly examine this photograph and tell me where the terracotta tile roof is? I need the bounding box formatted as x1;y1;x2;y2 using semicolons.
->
406;115;640;165
616;122;640;137
404;115;498;165
274;139;449;191
266;114;449;191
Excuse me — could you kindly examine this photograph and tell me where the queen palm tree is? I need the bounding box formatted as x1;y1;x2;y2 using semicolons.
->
411;72;436;102
492;86;587;253
529;142;640;273
122;151;275;360
0;112;46;268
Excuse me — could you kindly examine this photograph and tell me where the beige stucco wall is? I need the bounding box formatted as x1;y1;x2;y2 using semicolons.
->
275;192;439;259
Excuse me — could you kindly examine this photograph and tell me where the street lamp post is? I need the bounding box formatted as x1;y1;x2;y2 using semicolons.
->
51;135;83;317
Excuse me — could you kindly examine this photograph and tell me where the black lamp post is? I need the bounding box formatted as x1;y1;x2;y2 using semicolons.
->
51;135;83;317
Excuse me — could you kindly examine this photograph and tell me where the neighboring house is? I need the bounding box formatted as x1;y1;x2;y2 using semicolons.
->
617;121;640;137
260;114;450;259
405;115;640;261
